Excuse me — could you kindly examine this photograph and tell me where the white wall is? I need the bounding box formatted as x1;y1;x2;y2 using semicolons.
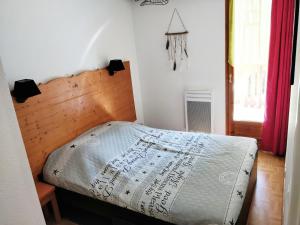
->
0;0;144;122
132;0;225;133
284;19;300;225
0;61;46;225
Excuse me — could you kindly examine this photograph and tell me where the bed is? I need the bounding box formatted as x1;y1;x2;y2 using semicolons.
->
43;121;257;225
13;61;257;225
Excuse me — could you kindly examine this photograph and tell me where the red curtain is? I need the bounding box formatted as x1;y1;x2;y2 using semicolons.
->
262;0;295;156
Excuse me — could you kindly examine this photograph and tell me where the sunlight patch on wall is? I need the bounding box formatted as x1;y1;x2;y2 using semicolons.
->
80;21;110;68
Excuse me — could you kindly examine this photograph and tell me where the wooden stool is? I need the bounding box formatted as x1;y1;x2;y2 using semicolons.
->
36;182;62;224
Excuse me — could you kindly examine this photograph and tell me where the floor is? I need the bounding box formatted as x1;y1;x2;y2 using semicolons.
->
46;151;285;225
247;151;285;225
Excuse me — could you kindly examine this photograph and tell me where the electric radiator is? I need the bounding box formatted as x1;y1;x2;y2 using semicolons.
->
185;90;213;133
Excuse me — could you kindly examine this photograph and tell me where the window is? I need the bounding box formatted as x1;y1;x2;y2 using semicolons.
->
232;0;272;122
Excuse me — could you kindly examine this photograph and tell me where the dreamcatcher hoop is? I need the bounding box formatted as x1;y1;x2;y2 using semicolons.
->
165;8;188;35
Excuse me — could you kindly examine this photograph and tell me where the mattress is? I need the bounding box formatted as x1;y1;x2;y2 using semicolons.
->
43;122;257;225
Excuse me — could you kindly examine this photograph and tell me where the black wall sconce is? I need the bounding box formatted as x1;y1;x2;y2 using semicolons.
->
107;60;125;76
12;79;41;103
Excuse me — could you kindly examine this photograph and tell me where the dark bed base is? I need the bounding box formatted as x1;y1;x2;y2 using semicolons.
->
54;156;257;225
236;154;257;225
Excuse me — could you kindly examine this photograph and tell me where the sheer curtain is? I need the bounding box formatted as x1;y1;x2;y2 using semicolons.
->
230;0;272;122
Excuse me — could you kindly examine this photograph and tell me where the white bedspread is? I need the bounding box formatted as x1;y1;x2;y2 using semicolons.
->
43;122;257;225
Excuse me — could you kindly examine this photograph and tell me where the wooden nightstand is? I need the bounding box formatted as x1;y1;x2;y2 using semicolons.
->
36;182;62;224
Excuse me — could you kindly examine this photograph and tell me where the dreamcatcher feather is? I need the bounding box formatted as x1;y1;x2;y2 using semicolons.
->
135;0;169;6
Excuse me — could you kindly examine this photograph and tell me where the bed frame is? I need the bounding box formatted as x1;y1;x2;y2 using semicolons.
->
13;61;257;225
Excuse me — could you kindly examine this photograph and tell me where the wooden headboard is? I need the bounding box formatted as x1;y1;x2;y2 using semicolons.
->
13;61;136;179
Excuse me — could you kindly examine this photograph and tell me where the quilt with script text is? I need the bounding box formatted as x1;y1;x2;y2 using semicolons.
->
44;122;257;225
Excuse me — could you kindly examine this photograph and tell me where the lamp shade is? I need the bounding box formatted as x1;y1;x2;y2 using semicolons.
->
12;79;41;103
107;60;125;76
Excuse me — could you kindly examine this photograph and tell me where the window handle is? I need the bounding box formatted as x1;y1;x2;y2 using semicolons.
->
229;73;233;84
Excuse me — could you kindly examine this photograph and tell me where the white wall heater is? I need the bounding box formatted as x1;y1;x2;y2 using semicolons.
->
185;90;214;133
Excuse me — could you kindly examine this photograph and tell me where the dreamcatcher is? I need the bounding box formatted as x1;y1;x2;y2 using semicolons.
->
165;9;189;71
135;0;169;6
